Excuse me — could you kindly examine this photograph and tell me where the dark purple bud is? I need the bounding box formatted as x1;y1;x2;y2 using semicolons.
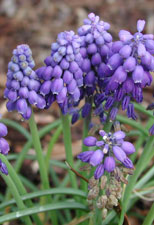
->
112;41;123;53
127;103;137;120
0;160;8;175
105;96;115;110
121;141;135;155
28;90;38;105
56;87;67;103
91;53;101;66
123;56;136;72
87;43;97;54
40;81;52;96
94;93;106;107
112;66;127;84
45;94;55;109
83;136;97;146
71;111;80;124
42;66;53;80
110;107;118;121
67;79;77;94
77;150;94;163
4;88;9;98
133;84;143;103
113;146;126;162
107;54;122;70
63;71;73;84
7;90;17;102
94;164;104;179
60;59;69;70
119;45;132;58
89;149;104;166
149;124;154;135
137;20;145;32
113;131;125;140
132;65;144;83
122;96;130;110
81;103;91;118
44;56;52;66
22;106;32;120
36;95;46;109
141;71;152;87
119;30;133;42
69;61;79;73
51;78;63;94
104;157;115;172
16;98;28;115
123;157;133;168
6;101;16;112
18;87;29;99
81;59;91;72
0;123;8;137
52;65;62;78
35;66;46;79
122;78;134;93
85;71;95;87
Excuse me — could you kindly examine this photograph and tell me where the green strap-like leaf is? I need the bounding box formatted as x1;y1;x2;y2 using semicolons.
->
0;201;88;224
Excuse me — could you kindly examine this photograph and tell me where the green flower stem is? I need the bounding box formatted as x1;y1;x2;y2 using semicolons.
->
142;202;154;225
0;173;32;225
0;155;43;225
61;114;78;189
118;135;154;225
45;125;62;172
28;109;58;225
134;102;154;118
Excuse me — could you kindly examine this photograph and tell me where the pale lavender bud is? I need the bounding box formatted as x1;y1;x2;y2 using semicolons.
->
145;40;154;50
104;157;115;172
137;20;145;32
113;146;126;162
69;61;79;73
119;30;133;42
11;80;20;90
52;65;62;78
13;71;23;81
91;53;101;65
132;65;144;83
107;54;122;70
138;43;146;57
72;87;80;102
16;98;28;115
28;90;38;105
63;71;73;84
112;66;127;84
36;95;46;109
56;87;67;103
112;41;123;53
94;164;104;179
113;131;125;140
22;106;32;120
28;79;40;92
121;141;135;155
67;79;77;94
42;66;53;80
141;51;152;66
96;141;104;147
18;87;29;98
87;43;97;54
103;32;112;43
60;59;69;70
90;149;104;166
40;81;52;96
84;136;97;146
0;123;8;137
21;76;30;87
123;56;136;72
81;59;91;72
7;90;17;102
119;45;132;58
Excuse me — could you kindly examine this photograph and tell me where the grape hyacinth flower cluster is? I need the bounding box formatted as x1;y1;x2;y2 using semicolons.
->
101;20;154;120
78;129;135;180
36;31;83;114
77;13;113;121
4;44;46;120
0;120;10;175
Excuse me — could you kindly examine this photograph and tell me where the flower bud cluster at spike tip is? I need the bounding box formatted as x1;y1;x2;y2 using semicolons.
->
0;120;10;175
5;44;46;120
77;129;135;179
36;31;83;114
78;13;113;96
96;19;154;121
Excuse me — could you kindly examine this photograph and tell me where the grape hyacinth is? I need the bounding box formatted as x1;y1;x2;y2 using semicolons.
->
0;120;10;175
4;44;46;120
77;13;113;121
97;19;154;120
78;129;135;180
36;31;83;114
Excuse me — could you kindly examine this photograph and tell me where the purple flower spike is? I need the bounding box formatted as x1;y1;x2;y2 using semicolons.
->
89;149;104;166
0;160;8;175
0;138;10;155
0;123;8;137
94;164;104;179
77;150;94;163
121;141;135;155
113;146;126;162
113;131;126;140
83;136;97;146
104;157;115;172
